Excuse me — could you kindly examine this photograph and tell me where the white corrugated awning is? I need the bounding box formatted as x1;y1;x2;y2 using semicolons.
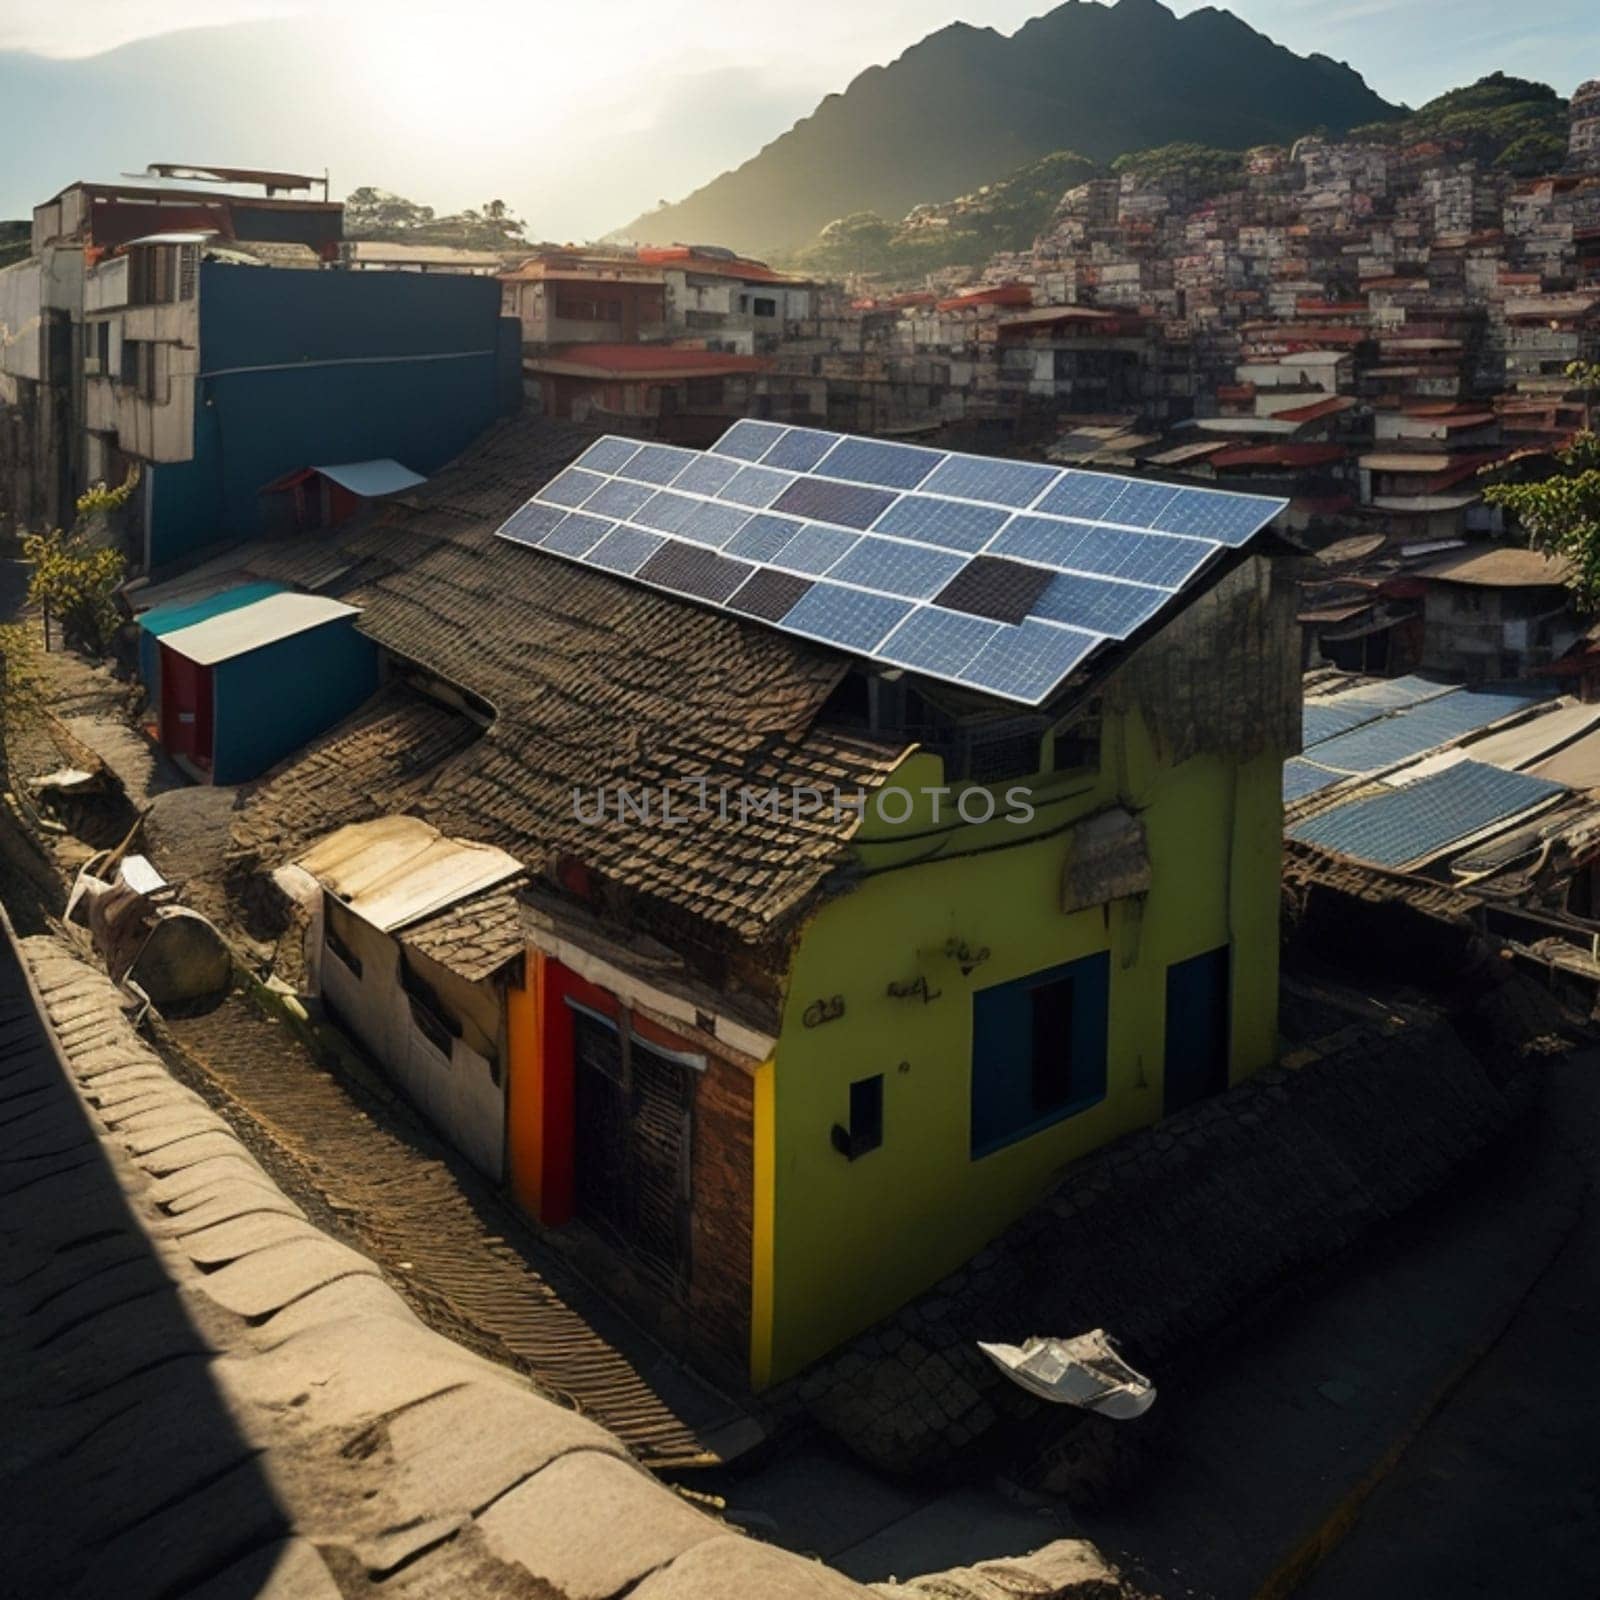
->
313;459;427;498
295;816;524;933
158;592;358;666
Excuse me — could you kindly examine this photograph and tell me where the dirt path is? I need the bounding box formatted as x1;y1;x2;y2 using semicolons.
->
160;991;755;1471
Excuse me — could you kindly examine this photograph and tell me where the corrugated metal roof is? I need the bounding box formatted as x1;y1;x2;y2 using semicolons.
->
1414;544;1572;588
159;592;358;666
296;815;524;934
314;460;427;498
1288;759;1566;868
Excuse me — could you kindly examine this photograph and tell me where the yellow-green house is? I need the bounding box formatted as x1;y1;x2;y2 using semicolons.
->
504;545;1298;1390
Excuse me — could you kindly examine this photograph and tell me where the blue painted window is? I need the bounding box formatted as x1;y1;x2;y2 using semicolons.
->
970;952;1109;1157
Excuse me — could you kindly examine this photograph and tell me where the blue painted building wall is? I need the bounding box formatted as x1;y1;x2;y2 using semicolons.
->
209;615;380;784
146;264;518;570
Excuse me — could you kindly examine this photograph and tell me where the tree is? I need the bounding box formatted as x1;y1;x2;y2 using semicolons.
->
343;187;437;240
1482;364;1600;605
21;467;137;657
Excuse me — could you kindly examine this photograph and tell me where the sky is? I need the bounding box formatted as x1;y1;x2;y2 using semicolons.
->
0;0;1595;238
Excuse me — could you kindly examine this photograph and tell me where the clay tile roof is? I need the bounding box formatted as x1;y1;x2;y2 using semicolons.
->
235;415;911;942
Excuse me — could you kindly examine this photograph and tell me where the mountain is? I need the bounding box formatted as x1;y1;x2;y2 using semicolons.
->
621;0;1399;255
1347;72;1569;170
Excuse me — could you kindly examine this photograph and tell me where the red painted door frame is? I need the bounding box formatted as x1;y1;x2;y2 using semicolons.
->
536;957;698;1226
157;642;213;768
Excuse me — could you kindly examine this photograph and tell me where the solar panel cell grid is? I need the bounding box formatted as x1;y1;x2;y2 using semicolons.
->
814;436;945;490
582;477;657;520
871;494;1009;552
878;607;1000;677
541;511;615;557
726;513;804;563
541;467;608;508
935;556;1055;624
768;523;861;576
671;454;743;497
1031;572;1168;638
991;515;1214;589
619;444;699;484
573;437;642;475
718;464;798;509
637;541;755;604
1154;488;1278;546
957;620;1099;704
499;501;570;546
772;475;899;529
674;500;754;548
633;491;702;535
713;419;786;461
1288;760;1565;868
761;427;841;472
1101;479;1181;529
1034;471;1131;522
587;525;666;575
918;455;1060;509
782;583;914;652
728;567;815;622
827;536;968;600
1282;759;1344;803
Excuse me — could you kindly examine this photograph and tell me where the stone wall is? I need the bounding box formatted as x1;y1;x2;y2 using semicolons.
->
797;970;1556;1477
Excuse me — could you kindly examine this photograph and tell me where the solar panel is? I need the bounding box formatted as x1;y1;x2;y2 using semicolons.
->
1302;698;1391;748
918;455;1060;509
772;476;898;529
872;494;1009;553
637;542;753;603
878;607;1000;677
934;556;1054;624
957;620;1099;703
729;568;814;621
1288;760;1565;868
618;443;698;485
542;511;614;557
714;419;786;462
672;454;743;497
762;428;842;472
814;436;944;491
541;467;607;508
1308;687;1545;775
1032;572;1169;639
769;523;860;576
1154;487;1281;547
582;477;657;520
675;500;753;548
1035;471;1131;522
573;437;641;475
781;583;914;652
588;525;666;575
494;425;1283;708
499;501;569;547
991;515;1215;589
726;513;804;563
718;463;797;509
828;536;968;600
1282;758;1345;803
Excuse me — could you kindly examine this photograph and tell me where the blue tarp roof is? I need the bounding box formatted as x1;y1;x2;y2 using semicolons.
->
1287;760;1566;868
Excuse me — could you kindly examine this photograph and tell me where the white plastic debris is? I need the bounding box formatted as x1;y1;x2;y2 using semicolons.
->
977;1329;1156;1419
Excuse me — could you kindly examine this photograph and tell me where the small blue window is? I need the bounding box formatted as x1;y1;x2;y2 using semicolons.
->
970;951;1109;1157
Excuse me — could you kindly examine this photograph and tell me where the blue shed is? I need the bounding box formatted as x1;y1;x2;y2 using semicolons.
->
149;590;380;783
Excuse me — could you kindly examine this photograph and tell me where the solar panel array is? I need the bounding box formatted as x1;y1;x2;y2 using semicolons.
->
1287;760;1565;868
1285;680;1549;804
494;421;1287;708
